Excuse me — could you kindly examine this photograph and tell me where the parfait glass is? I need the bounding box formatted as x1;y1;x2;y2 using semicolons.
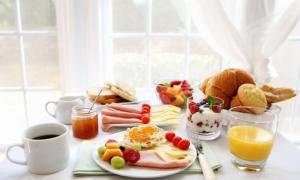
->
227;105;281;171
186;96;224;141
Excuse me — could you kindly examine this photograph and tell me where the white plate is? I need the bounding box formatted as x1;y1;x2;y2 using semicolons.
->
92;131;197;178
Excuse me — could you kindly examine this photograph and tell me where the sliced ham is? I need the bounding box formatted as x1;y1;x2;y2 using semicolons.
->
102;115;141;124
102;108;142;119
129;151;191;169
106;104;141;114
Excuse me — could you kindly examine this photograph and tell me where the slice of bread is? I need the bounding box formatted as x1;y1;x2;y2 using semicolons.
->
87;86;118;104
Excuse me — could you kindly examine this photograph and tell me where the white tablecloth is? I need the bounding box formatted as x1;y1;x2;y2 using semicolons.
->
1;89;300;180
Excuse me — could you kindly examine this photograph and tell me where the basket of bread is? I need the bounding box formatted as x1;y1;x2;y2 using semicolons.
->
200;68;296;114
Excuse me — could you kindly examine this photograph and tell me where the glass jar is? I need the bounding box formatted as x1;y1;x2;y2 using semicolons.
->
71;105;98;139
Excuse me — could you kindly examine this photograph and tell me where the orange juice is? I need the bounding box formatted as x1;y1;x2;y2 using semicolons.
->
228;126;274;161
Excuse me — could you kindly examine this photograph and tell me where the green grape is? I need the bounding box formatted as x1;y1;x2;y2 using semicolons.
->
132;143;142;151
110;156;125;169
98;146;106;158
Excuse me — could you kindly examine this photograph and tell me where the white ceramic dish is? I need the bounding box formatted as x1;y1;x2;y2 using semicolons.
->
92;131;197;178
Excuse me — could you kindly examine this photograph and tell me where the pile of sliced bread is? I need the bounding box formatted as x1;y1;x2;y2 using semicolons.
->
87;82;136;104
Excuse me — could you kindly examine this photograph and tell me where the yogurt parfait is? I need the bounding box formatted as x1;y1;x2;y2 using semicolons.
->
186;96;224;141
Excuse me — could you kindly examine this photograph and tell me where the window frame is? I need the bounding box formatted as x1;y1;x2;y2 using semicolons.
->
0;0;59;125
101;0;223;88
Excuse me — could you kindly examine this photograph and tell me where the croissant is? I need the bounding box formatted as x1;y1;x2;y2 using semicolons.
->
200;68;255;109
260;84;296;103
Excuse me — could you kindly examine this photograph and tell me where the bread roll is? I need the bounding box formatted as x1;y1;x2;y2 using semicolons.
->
201;68;255;109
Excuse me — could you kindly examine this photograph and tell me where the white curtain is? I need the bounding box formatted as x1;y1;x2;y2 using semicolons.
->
174;0;300;84
54;0;103;93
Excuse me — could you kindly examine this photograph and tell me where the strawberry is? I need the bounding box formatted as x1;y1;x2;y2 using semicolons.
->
188;102;197;109
170;80;182;87
211;105;222;113
172;136;182;146
160;93;171;104
183;89;192;97
156;84;166;93
123;148;140;163
177;139;190;150
181;80;190;88
165;132;176;142
189;103;199;114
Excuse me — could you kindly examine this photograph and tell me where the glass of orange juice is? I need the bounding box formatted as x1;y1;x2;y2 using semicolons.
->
227;105;281;171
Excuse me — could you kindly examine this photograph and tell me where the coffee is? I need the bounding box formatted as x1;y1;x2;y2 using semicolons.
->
33;134;59;140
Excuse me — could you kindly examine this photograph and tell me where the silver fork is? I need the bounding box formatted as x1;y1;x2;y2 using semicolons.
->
196;143;217;180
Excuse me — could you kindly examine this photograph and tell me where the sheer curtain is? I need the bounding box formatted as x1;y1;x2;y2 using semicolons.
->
175;0;300;84
172;0;300;142
54;0;103;93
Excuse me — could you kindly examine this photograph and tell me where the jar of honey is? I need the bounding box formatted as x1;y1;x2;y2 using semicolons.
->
71;105;98;139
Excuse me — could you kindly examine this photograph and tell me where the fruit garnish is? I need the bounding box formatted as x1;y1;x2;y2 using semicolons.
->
105;142;120;149
156;85;166;93
123;148;140;163
105;139;118;145
211;105;222;113
141;114;150;124
98;146;107;158
172;136;182;146
188;102;197;109
207;96;216;106
177;139;190;150
110;156;125;169
102;149;123;161
165;131;176;142
188;102;199;114
160;93;172;104
170;80;182;87
131;142;142;151
119;145;127;151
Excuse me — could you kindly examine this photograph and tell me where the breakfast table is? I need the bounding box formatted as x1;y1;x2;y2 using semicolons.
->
1;89;300;180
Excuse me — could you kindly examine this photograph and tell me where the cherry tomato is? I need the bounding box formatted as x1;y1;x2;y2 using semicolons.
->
141;114;150;124
172;136;182;146
165;132;176;142
177;139;190;150
142;107;150;114
142;104;151;110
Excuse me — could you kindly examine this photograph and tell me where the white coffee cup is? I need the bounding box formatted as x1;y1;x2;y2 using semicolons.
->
45;96;84;124
6;123;70;174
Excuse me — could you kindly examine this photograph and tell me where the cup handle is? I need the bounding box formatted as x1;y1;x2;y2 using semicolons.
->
45;101;57;118
6;143;27;165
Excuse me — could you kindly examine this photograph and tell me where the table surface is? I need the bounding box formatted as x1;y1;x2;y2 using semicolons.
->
1;90;300;180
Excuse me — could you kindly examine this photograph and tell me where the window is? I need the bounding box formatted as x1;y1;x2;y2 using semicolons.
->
105;0;221;88
0;0;60;143
0;0;300;145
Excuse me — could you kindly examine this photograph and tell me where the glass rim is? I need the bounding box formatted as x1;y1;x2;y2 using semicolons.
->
188;95;224;105
72;105;97;114
228;105;281;124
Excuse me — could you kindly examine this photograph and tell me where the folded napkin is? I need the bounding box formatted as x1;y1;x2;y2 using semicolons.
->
73;141;221;176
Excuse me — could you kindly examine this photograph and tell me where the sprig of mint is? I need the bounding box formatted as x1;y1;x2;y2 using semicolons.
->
207;95;216;107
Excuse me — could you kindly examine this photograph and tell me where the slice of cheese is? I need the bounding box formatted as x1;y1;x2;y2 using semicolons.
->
151;143;191;162
151;105;181;113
